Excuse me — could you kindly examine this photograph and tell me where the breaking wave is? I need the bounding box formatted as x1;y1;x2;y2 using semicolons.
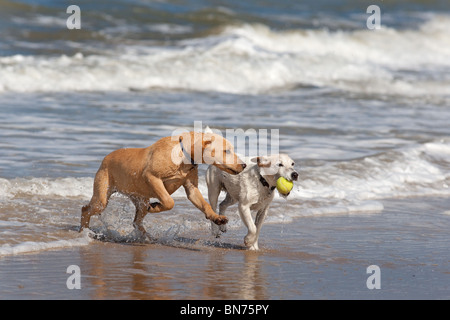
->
1;140;449;202
1;15;450;95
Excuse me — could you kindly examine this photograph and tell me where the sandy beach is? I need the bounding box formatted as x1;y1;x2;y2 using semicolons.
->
1;196;449;300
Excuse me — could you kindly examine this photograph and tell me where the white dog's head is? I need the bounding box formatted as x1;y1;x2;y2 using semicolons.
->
251;153;298;184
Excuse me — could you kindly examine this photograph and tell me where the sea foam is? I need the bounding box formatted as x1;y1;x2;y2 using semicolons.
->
0;232;92;256
1;141;449;202
0;177;94;199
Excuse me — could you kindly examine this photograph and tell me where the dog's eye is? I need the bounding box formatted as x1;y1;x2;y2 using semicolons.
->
278;163;284;167
225;149;231;154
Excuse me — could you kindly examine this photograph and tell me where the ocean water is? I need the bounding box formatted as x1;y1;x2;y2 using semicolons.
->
1;0;450;255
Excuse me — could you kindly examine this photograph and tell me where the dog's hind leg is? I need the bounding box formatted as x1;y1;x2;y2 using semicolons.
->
206;168;226;237
206;165;224;212
207;181;221;213
80;168;112;231
132;197;147;235
238;203;258;249
250;206;269;250
131;197;157;242
211;193;237;237
219;193;237;214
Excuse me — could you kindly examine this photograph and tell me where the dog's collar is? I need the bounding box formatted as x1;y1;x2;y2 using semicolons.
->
179;138;197;167
259;175;276;191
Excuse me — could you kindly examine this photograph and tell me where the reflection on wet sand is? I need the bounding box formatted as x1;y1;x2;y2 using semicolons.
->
79;237;274;300
2;196;449;299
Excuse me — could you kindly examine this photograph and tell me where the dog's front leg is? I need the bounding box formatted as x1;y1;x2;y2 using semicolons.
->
132;174;175;238
183;178;228;225
238;203;258;249
143;174;175;214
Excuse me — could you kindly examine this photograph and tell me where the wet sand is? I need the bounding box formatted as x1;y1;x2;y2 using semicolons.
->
0;196;449;300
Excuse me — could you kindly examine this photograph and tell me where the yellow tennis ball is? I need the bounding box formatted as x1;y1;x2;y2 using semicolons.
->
276;177;293;195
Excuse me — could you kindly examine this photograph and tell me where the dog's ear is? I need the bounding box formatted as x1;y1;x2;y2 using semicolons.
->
202;134;215;148
251;156;271;168
204;126;213;134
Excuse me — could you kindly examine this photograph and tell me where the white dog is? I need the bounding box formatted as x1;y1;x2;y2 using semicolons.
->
206;154;298;250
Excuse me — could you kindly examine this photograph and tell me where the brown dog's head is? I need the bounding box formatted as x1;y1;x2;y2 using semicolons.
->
202;132;246;175
177;132;245;175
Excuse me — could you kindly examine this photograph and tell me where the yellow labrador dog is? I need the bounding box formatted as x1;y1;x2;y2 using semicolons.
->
80;131;246;237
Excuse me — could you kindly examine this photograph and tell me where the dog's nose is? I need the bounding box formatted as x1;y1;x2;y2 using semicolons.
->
291;172;298;181
241;163;247;169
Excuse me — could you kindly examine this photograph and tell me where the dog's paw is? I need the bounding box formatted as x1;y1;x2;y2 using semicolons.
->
244;234;257;248
213;215;228;225
145;233;158;244
211;221;227;238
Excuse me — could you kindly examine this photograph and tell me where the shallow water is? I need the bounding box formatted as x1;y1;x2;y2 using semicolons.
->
0;196;449;299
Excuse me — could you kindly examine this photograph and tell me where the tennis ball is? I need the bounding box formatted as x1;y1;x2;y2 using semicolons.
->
276;177;293;195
